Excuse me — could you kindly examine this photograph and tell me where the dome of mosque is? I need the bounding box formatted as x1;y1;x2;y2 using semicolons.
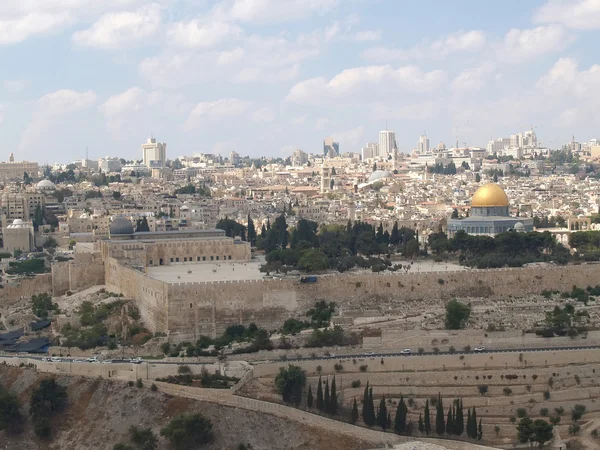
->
471;183;509;207
368;170;393;183
37;179;56;190
109;217;134;235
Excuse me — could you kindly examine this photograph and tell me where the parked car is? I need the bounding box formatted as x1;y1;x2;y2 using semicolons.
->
87;357;99;363
300;276;318;283
131;357;143;364
50;357;62;362
474;347;486;352
400;349;412;355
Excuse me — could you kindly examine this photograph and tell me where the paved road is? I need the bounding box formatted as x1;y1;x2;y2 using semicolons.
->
2;344;600;366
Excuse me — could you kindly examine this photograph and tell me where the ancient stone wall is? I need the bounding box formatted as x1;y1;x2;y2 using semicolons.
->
52;253;105;296
0;273;52;305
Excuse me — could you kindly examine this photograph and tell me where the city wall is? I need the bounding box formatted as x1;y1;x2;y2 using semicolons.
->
0;273;52;306
52;253;105;296
103;261;600;341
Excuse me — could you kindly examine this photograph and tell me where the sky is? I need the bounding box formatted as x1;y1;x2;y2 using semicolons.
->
1;0;600;163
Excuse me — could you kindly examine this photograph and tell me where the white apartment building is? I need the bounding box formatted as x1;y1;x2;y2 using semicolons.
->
361;143;378;160
378;130;397;158
142;138;167;168
99;157;122;173
418;134;430;154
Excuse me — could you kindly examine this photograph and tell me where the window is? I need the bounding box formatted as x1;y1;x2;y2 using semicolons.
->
170;258;173;263
203;256;206;261
189;303;192;309
228;255;232;260
176;257;179;262
216;256;219;260
197;256;200;261
149;260;153;265
210;256;214;261
184;257;187;262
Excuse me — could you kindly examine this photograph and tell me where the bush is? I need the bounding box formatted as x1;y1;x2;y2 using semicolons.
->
334;363;343;372
418;347;424;355
548;377;554;388
555;406;564;415
351;380;361;388
448;346;456;354
516;408;528;418
572;404;586;421
30;378;68;438
538;407;548;417
359;365;368;372
463;345;471;352
178;365;192;375
543;391;551;400
509;416;516;423
316;365;322;373
432;347;440;354
550;416;561;425
503;387;513;396
445;299;471;329
136;378;143;388
129;425;158;450
150;383;157;392
160;414;213;449
478;385;488;395
128;381;134;387
0;383;22;433
569;423;581;435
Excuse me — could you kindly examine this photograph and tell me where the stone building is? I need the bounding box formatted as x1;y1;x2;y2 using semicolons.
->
447;183;533;237
3;219;35;253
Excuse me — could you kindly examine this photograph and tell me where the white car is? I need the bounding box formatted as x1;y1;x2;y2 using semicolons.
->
87;357;99;363
400;349;412;355
131;357;143;364
50;357;62;362
473;347;486;352
363;352;375;356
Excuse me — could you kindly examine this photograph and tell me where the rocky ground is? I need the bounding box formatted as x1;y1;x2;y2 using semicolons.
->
0;365;374;450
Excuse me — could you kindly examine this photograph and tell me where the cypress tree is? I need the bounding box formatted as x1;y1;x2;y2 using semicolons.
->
351;398;358;424
446;405;453;435
418;413;424;434
477;419;483;440
316;376;323;411
424;400;431;435
466;408;473;438
307;384;313;408
324;379;330;413
436;393;445;435
455;399;464;436
394;395;407;434
362;383;370;425
368;388;375;426
330;376;338;415
471;408;478;439
387;412;392;430
378;396;388;430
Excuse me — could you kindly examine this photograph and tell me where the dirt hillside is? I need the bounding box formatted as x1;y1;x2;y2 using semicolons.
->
0;365;372;450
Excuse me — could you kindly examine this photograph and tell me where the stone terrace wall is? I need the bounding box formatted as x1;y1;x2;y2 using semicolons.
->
52;253;105;296
104;258;169;333
0;273;52;305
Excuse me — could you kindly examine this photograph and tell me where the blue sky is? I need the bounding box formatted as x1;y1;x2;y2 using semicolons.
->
1;0;599;163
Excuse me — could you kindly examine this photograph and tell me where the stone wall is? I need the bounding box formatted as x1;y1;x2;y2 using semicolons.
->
0;273;52;305
51;253;105;296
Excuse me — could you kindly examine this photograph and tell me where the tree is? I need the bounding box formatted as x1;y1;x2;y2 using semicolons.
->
247;215;257;246
467;408;473;438
297;249;328;272
30;378;68;437
378;396;388;430
470;408;478;439
0;383;22;433
394;395;407;434
307;384;313;408
478;418;483;440
316;376;324;411
531;419;553;448
324;379;330;413
455;399;464;435
451;208;459;219
33;204;44;230
351;398;358;424
135;217;150;232
329;376;338;415
390;222;400;246
44;237;58;249
362;383;370;425
274;365;306;406
418;413;424;433
112;191;122;200
129;425;158;450
517;417;534;444
446;405;453;435
435;393;445;435
424;400;431;435
445;299;471;330
475;173;481;183
160;414;213;449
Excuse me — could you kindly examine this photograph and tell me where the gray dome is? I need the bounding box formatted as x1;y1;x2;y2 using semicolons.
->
110;217;134;235
37;179;56;190
514;222;525;232
368;170;393;183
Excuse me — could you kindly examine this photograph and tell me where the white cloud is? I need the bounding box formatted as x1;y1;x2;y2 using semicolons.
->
101;87;147;117
212;138;240;155
537;57;600;98
233;64;299;83
19;89;96;153
362;30;486;62
167;20;242;48
217;48;245;65
451;64;495;92
0;12;72;45
355;30;381;42
315;118;330;130
286;65;445;105
213;0;338;24
371;101;440;122
534;0;600;30
554;108;579;127
72;4;162;49
497;25;573;63
251;107;275;123
3;79;30;93
184;98;250;130
332;126;364;147
291;114;307;125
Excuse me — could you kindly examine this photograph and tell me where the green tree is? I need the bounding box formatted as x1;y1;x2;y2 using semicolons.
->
160;414;213;449
470;408;478;439
424;400;431;435
517;417;533;444
475;173;481;183
129;425;158;450
467;408;472;438
316;376;324;411
135;217;150;232
418;413;424;433
435;393;445;435
531;419;553;448
247;215;257;246
329;376;338;415
455;399;464;435
324;378;330;413
362;383;370;425
451;208;459;219
445;299;471;330
33;204;44;230
0;384;22;433
307;384;313;408
390;221;400;246
351;398;358;424
378;396;388;430
446;405;453;435
297;249;328;272
478;418;483;440
394;395;407;434
275;365;306;406
29;378;68;438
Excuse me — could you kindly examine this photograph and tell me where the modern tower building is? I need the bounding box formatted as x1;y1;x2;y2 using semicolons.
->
142;138;167;168
378;130;396;158
323;137;339;158
418;134;430;154
361;143;378;160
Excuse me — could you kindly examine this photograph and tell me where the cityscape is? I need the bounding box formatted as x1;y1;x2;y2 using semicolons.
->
1;1;600;450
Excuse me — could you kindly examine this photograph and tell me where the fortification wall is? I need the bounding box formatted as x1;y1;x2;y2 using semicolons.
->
0;273;52;305
52;253;105;296
104;258;168;333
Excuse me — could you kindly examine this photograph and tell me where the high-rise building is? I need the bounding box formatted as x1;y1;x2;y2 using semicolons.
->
291;149;308;166
418;134;430;154
142;138;167;168
323;137;339;158
99;157;122;173
229;151;241;166
378;130;396;158
361;143;378;160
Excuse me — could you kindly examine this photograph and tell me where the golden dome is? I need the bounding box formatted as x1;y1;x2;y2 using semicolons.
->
471;183;509;207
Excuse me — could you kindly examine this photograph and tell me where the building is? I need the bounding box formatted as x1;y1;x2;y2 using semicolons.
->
291;149;308;166
323;137;339;158
229;151;241;166
2;219;35;253
99;157;122;173
98;218;251;267
142;138;167;168
320;166;332;193
0;153;39;181
361;143;378;160
447;183;534;237
379;130;397;158
418;134;430;154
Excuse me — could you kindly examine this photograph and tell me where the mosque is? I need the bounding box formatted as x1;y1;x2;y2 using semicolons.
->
447;183;533;237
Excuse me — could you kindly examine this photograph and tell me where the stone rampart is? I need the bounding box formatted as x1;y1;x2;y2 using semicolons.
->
0;273;52;305
51;253;105;296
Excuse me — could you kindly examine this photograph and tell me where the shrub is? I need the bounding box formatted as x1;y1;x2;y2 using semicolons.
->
555;406;564;415
160;414;213;449
532;374;538;380
548;377;554;388
448;346;456;354
128;381;134;387
432;347;440;354
129;425;157;450
503;387;513;396
418;347;424;355
569;424;581;435
526;385;532;392
351;380;361;388
359;365;368;372
478;385;488;395
463;345;471;352
136;378;143;388
316;365;322;373
494;425;500;436
178;365;191;375
150;383;157;392
509;416;516;423
30;378;68;438
575;374;581;385
572;404;586;421
550;416;561;425
334;363;343;372
540;408;549;417
516;408;527;418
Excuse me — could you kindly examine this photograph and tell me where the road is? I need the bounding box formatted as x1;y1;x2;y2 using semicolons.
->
2;343;600;365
